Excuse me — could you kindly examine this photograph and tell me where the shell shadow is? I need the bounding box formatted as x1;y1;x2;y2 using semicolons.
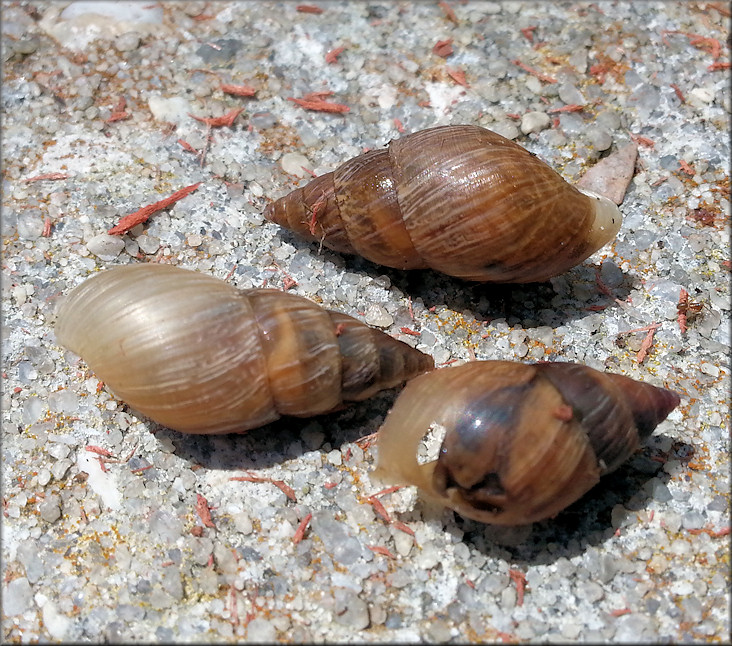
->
404;433;689;565
272;231;634;330
157;388;399;472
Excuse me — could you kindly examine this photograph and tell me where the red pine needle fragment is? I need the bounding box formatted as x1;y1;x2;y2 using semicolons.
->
433;38;454;58
189;108;244;127
630;134;655;148
325;47;345;64
708;61;731;71
108;182;202;235
372;485;403;498
296;4;323;13
508;568;527;606
547;104;584;113
512;59;557;83
220;83;256;97
679;160;695;176
392;521;415;537
41;217;52;237
272;479;297;502
438;1;458;23
287;95;350;113
106;111;130;123
178;139;199;154
292;513;312;544
708;2;731;16
323;481;339;490
23;172;69;182
400;327;421;336
520;26;537;42
393;118;405;133
86;445;115;457
230;474;296;502
196;493;216;528
678;288;689;333
670;83;686;103
610;608;631;617
367;545;396;558
308;194;327;235
105;96;129;122
446;67;469;87
636;324;660;364
368;496;391;523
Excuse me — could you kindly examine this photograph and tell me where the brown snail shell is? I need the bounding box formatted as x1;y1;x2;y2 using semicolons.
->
264;125;622;283
374;361;680;525
54;264;434;434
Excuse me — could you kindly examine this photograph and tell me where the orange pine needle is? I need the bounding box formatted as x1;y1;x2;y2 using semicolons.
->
446;67;469;87
220;83;256;97
367;545;396;558
438;1;458;23
22;172;69;182
189;107;244;127
196;493;216;528
292;513;312;544
433;38;454;58
511;59;557;83
368;497;391;523
391;521;415;537
325;47;345;64
547;104;584;113
508;569;527;606
107;182;202;235
287;96;350;113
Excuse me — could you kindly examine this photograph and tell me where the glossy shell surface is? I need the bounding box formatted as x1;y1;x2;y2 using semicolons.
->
54;264;434;434
265;125;622;282
374;361;680;525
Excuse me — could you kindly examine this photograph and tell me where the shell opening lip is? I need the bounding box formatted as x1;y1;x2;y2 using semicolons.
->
578;187;623;251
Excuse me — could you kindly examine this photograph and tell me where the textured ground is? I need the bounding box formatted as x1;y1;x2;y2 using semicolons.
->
2;1;730;643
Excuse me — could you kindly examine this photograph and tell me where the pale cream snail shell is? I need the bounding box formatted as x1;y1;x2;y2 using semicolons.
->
54;264;434;434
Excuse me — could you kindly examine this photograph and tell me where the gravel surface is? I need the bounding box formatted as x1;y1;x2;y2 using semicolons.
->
2;1;730;643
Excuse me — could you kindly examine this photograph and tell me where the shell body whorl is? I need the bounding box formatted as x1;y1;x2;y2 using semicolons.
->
264;125;622;283
374;361;680;525
54;264;434;434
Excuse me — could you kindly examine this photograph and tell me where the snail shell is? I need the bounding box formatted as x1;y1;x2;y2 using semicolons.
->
54;264;434;434
264;125;622;283
374;361;680;525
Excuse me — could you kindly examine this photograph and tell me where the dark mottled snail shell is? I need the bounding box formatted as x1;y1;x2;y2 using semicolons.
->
374;361;680;525
264;125;622;283
54;264;434;434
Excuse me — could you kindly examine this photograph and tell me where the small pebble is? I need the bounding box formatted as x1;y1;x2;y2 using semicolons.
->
115;31;141;52
246;617;277;643
280;152;312;178
86;234;124;261
364;304;393;328
3;577;33;616
137;234;160;254
520;111;550;135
